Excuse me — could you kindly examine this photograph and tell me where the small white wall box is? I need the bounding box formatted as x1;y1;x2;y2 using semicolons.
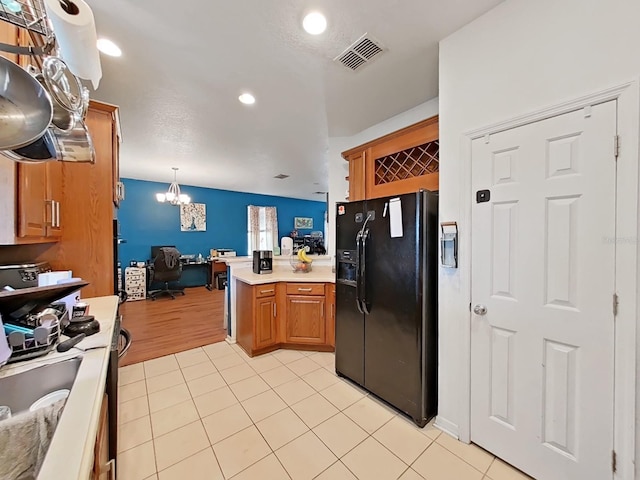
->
440;222;458;268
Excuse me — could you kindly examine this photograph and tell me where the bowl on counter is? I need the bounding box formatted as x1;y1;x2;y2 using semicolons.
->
290;256;313;273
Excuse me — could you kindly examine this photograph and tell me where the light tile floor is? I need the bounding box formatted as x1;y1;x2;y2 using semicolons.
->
117;341;532;480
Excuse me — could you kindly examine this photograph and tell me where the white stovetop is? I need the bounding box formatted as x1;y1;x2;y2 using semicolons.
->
1;296;119;480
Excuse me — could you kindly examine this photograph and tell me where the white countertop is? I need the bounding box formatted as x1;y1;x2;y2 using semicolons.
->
1;295;119;480
222;255;332;265
232;266;335;285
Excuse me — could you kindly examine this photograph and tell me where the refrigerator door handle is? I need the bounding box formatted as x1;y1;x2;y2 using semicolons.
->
361;228;371;315
355;231;365;314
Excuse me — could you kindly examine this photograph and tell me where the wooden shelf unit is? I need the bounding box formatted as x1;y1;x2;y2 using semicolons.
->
343;115;439;201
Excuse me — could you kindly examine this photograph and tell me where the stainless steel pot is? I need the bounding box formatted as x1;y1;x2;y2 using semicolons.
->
50;119;95;164
1;129;59;162
32;72;75;132
0;57;53;151
1;119;95;164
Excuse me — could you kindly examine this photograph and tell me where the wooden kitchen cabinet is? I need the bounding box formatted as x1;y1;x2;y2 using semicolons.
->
237;280;335;357
343;115;440;200
285;282;326;345
0;20;18;63
237;281;278;355
53;101;120;298
16;161;63;240
286;295;326;345
326;284;335;348
346;149;367;201
256;296;277;349
92;394;111;480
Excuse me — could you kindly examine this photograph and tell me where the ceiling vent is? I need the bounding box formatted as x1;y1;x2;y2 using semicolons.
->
273;174;289;179
334;34;385;72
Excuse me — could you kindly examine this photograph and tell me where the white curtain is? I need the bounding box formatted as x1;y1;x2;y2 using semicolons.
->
247;206;278;253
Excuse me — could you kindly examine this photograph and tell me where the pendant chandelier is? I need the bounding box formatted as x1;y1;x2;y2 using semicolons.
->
155;167;191;205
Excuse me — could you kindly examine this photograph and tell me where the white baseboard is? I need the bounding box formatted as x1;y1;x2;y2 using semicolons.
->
435;415;459;440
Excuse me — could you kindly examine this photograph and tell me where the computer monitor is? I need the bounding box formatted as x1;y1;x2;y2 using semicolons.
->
150;245;176;260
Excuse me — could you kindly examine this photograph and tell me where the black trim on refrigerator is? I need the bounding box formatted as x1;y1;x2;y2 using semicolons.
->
361;228;371;315
355;231;365;314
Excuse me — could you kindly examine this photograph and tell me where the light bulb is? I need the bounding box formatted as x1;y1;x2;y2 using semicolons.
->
303;12;327;35
238;93;256;105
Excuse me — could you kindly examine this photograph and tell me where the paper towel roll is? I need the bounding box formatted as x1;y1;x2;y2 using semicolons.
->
44;0;102;89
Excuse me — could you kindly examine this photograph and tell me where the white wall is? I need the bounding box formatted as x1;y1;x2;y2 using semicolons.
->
439;0;640;475
327;98;439;255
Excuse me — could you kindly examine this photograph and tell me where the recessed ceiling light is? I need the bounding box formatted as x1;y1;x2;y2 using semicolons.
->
97;38;122;57
239;93;256;105
303;12;327;35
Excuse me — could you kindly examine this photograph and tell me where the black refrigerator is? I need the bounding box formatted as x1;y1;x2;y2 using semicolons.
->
335;190;438;427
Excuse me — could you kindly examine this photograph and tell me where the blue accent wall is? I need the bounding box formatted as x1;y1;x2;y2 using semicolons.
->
118;178;326;269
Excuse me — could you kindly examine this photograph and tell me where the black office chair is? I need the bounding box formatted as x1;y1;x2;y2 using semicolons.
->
148;247;185;300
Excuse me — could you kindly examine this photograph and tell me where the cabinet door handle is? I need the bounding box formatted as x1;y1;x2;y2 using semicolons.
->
273;303;276;317
321;302;324;317
331;303;334;319
297;287;312;292
45;200;54;226
260;289;274;294
55;200;60;227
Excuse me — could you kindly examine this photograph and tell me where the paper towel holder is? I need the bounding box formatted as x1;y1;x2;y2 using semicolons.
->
58;0;79;15
440;221;458;269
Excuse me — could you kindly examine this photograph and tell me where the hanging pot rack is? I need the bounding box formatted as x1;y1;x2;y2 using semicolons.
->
0;0;56;56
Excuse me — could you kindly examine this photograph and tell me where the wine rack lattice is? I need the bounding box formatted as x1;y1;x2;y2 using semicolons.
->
374;140;439;185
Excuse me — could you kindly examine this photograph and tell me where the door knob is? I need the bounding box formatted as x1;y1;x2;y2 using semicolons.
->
473;304;487;316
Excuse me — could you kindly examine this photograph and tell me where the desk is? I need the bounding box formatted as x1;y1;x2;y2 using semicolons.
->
147;261;213;291
183;262;213;290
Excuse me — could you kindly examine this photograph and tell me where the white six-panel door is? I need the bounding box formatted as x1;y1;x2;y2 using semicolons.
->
470;101;617;480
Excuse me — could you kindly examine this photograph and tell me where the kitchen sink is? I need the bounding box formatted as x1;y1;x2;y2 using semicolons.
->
0;357;82;414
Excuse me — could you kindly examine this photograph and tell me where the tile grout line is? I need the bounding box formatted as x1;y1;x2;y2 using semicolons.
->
137;347;463;480
212;352;291;479
176;353;229;478
143;361;161;479
432;433;495;475
262;356;381;479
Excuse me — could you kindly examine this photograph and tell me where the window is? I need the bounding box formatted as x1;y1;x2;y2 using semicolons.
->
247;206;278;253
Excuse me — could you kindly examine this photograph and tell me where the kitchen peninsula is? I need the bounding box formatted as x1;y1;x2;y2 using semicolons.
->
232;265;335;357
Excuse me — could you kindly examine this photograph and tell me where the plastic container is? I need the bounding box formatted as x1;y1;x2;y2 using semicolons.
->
29;389;70;411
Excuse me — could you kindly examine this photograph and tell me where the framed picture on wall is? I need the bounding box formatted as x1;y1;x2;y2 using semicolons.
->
294;217;313;229
180;203;206;231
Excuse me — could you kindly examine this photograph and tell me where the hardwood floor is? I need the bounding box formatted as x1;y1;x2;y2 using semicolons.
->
119;286;227;366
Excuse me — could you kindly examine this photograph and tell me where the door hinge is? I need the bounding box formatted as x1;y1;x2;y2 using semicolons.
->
614;135;620;159
612;450;617;473
613;293;619;317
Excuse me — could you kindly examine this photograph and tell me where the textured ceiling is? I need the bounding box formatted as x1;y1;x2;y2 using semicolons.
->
86;0;503;200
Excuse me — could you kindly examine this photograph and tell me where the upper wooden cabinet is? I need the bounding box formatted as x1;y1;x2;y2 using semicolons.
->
0;20;18;63
54;101;120;297
343;115;439;201
16;161;63;240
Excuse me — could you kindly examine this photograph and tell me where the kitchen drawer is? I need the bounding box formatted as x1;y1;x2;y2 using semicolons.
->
286;283;325;296
255;284;277;298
